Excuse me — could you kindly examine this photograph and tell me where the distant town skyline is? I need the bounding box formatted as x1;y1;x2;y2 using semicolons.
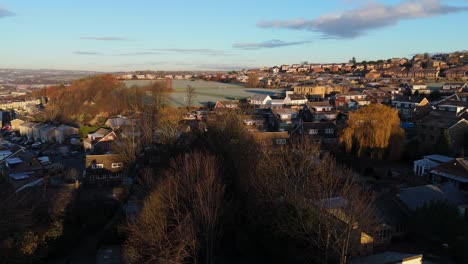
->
1;0;467;71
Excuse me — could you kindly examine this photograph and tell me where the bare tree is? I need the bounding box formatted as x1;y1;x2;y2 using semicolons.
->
124;151;225;264
253;142;377;263
185;85;196;111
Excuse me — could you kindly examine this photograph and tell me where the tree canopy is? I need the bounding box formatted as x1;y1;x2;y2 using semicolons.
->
340;104;405;159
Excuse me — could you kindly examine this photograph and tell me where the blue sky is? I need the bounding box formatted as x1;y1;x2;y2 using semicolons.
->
0;0;467;71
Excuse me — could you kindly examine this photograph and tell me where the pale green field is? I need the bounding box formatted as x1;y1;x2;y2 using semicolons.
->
123;80;286;107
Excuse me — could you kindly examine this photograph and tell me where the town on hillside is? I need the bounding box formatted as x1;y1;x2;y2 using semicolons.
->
1;51;468;264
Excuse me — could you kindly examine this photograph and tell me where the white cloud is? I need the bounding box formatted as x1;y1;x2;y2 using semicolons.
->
233;39;311;50
257;0;468;38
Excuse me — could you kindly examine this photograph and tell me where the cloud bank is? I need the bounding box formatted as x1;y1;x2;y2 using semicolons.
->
73;51;103;55
0;7;15;18
233;39;311;50
257;0;468;38
151;48;229;56
80;36;128;41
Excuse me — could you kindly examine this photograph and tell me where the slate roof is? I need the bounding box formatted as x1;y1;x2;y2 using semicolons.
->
431;157;468;180
251;94;270;101
418;110;462;128
374;198;407;226
399;183;468;211
393;96;427;103
288;94;307;100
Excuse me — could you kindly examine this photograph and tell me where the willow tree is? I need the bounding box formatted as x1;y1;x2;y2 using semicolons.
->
340;104;405;159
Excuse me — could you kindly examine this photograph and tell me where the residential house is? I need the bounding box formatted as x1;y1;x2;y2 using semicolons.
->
293;84;344;98
409;83;431;95
105;116;136;130
19;121;35;141
82;154;125;187
242;115;267;132
373;198;407;245
314;197;374;258
379;87;401;100
283;93;308;106
4;150;45;190
444;67;467;79
442;82;466;93
430;158;468;191
398;183;468;216
413;154;454;177
391;96;430;121
303;101;338;121
271;108;299;132
364;69;381;80
83;128;117;153
252;131;289;151
39;124;56;143
250;94;272;106
416;101;468;155
406;67;439;78
335;92;370;109
301;121;338;145
32;123;45;142
10;118;24;130
362;88;392;104
55;124;79;144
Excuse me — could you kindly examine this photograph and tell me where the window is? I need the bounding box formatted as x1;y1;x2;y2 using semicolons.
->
276;139;287;145
325;128;334;134
92;163;104;169
111;162;123;168
309;129;318;135
95;174;106;180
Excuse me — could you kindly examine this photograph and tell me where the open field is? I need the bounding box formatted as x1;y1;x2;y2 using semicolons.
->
123;80;286;107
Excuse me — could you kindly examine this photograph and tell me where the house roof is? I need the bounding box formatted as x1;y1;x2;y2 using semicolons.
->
56;124;78;132
350;252;422;264
272;108;298;115
431;157;468;180
374;198;407;226
39;124;55;133
399;183;468;211
251;94;271;101
306;101;332;107
89;128;113;138
288;94;307;100
418;110;461;128
215;100;239;108
423;154;454;163
19;121;35;128
393;96;427;103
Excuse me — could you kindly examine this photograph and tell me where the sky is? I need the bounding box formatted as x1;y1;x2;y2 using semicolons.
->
0;0;467;71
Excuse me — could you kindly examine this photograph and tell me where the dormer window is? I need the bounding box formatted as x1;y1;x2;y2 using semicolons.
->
276;139;287;145
92;163;104;169
111;162;123;168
